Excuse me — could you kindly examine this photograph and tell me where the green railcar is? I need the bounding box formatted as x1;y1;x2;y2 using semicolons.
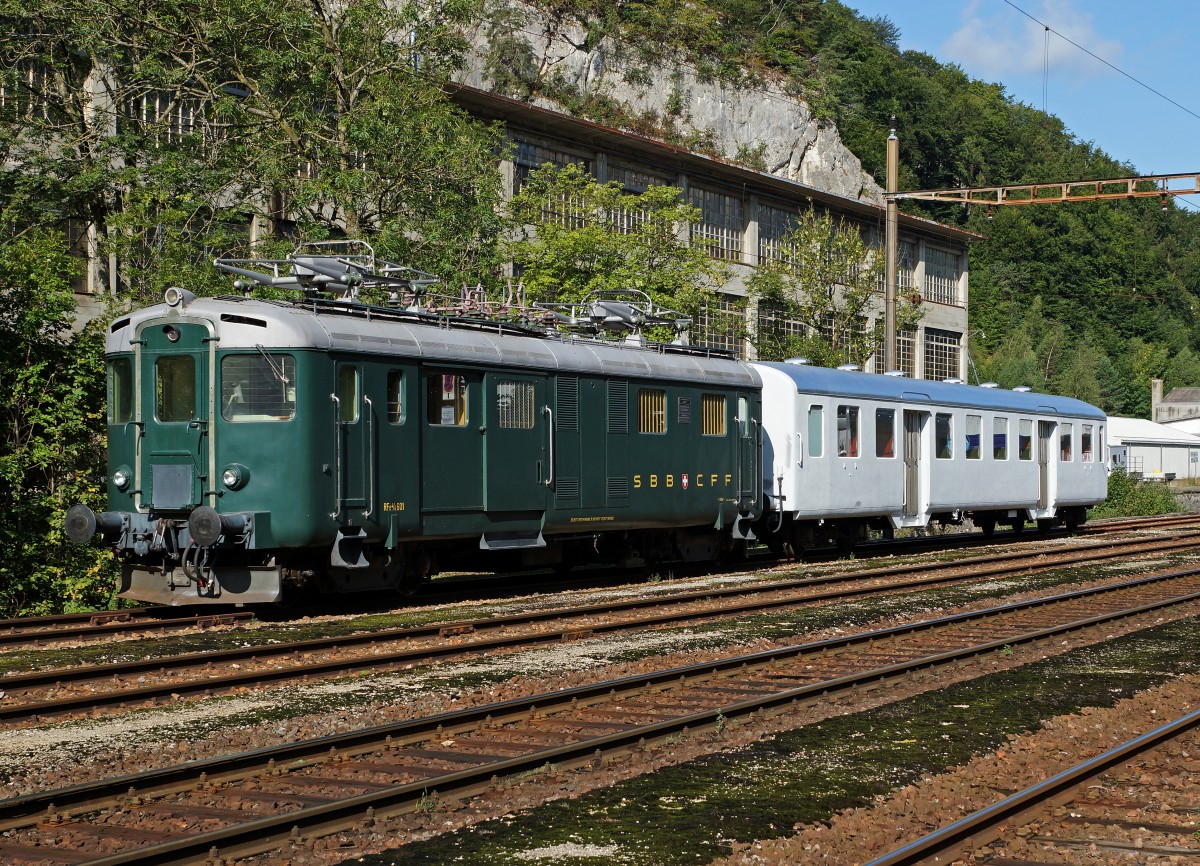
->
68;286;762;605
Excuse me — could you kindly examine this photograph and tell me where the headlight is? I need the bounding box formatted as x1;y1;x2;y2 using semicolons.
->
112;467;132;491
222;464;249;490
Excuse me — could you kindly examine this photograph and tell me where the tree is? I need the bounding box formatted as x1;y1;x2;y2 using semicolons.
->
504;163;727;323
747;207;918;367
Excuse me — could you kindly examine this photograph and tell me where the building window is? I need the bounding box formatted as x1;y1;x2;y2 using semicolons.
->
836;405;859;457
876;408;895;458
898;240;917;292
935;413;953;459
428;374;467;426
638;389;666;433
695;293;743;357
0;61;51;120
689;186;743;261
608;164;673;234
993;417;1008;460
758;204;800;264
513;138;589;194
924;246;959;305
701;394;726;436
924;329;961;381
896;329;917;378
808;405;823;457
123;90;208;146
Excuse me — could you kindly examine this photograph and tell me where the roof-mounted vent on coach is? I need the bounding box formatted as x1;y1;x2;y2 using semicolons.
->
883;370;907;377
784;357;811;365
942;377;965;384
837;364;861;372
1013;386;1033;392
980;382;1000;389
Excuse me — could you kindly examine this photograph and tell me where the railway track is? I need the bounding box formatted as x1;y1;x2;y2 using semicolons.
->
3;566;1200;864
5;512;1193;650
865;708;1200;865
4;531;1200;726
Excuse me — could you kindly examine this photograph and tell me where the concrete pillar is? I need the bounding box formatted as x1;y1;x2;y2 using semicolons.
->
1152;378;1164;422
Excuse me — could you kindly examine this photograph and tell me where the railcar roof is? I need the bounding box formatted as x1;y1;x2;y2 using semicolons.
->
754;362;1106;420
108;296;761;390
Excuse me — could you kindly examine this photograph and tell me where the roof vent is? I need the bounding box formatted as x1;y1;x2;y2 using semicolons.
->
980;382;999;389
942;377;965;384
837;364;861;372
1013;386;1032;393
784;357;811;365
883;370;907;377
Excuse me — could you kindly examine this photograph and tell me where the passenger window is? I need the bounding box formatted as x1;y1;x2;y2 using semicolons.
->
1019;419;1033;461
427;373;466;426
108;358;133;424
387;370;403;424
1081;424;1093;462
1060;423;1073;461
965;414;981;459
701;394;726;436
337;366;359;422
1098;425;1105;462
836;405;859;457
221;354;296;421
497;380;535;429
935;413;953;459
155;355;195;423
875;409;895;458
638;389;666;433
993;417;1008;460
808;405;823;457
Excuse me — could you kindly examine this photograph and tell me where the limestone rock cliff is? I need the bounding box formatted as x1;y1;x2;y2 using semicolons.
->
460;2;882;204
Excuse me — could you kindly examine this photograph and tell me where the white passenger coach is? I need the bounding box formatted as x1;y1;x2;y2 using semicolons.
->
753;361;1108;551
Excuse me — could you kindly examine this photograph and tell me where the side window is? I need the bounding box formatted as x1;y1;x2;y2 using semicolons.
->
807;405;823;458
993;417;1008;460
1019;419;1033;461
1060;423;1073;461
935;413;953;459
427;373;467;426
108;358;133;424
497;380;535;429
638;389;666;433
836;405;859;457
156;355;195;423
1081;424;1093;462
387;370;403;424
337;366;359;422
738;396;751;438
875;409;895;458
1098;425;1105;463
965;414;981;460
701;394;726;436
221;354;296;422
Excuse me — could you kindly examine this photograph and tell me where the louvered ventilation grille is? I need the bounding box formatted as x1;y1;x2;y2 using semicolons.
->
556;478;580;500
557;377;579;430
607;477;629;499
608;381;628;433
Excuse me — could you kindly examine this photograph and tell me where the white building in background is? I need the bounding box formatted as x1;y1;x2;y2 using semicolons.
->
1107;416;1200;480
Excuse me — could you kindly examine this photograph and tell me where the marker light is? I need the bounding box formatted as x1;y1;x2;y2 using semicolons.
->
112;467;132;491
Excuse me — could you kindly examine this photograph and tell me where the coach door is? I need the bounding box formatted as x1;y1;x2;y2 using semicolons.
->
484;372;548;512
332;362;368;519
736;394;759;511
421;369;484;512
1038;420;1055;508
903;410;923;518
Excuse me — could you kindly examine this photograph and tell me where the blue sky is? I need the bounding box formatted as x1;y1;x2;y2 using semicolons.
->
844;0;1200;200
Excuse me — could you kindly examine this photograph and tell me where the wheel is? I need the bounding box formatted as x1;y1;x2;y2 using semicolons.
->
1009;519;1025;534
1036;518;1055;535
978;517;996;537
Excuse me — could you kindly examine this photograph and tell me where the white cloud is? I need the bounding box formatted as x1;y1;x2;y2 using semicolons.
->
941;0;1123;81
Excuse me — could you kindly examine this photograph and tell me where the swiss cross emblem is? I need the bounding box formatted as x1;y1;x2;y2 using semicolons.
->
682;474;689;489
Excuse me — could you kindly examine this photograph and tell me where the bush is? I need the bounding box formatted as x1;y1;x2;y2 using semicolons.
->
1088;470;1180;519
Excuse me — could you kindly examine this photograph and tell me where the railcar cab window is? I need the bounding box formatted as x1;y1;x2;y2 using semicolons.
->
1060;423;1073;461
965;415;981;460
337;366;359;423
387;371;403;424
638;389;666;434
1081;424;1093;461
808;405;823;457
836;405;859;457
1019;419;1033;460
155;356;195;422
935;413;953;459
993;417;1008;460
427;374;466;425
701;394;726;436
497;380;535;429
221;354;296;422
108;358;133;424
875;409;895;458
